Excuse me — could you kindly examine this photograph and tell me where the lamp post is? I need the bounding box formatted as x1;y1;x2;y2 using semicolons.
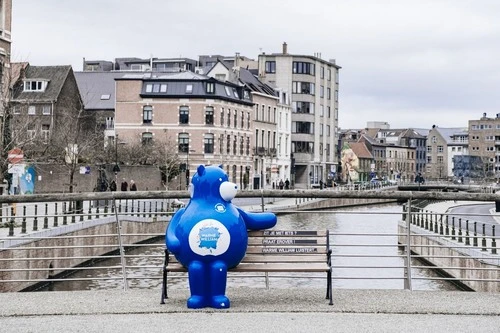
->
112;134;120;182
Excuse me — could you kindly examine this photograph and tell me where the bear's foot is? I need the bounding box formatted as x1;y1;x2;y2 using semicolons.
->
211;295;230;309
187;295;207;309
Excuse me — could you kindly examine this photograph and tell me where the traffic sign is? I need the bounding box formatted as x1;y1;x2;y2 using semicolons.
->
8;148;24;164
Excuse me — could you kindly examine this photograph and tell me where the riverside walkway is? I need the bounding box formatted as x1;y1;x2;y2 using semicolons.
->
0;289;499;333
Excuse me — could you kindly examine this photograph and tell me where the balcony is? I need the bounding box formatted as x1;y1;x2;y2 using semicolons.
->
252;147;266;156
269;148;277;156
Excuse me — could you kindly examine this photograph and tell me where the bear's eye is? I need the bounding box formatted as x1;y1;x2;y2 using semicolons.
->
219;178;222;182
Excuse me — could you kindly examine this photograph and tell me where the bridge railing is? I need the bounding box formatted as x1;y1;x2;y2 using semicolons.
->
0;189;498;293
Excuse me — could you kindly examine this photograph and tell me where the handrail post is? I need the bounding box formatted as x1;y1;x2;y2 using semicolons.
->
465;220;470;246
481;223;487;251
113;196;128;290
473;222;478;247
404;198;413;290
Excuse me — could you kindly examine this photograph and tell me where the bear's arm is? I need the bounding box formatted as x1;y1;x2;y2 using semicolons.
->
237;207;277;230
165;208;185;254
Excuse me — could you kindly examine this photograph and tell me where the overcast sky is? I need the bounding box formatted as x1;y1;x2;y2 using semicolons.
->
11;0;500;130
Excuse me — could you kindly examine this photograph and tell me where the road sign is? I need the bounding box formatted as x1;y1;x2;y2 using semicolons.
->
8;148;24;164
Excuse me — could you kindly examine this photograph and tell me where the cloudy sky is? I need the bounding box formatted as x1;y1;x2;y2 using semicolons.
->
11;0;500;130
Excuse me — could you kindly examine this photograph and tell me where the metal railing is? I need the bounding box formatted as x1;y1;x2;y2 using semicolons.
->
0;189;499;293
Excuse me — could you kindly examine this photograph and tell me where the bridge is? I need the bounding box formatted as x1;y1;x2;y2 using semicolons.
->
0;189;499;330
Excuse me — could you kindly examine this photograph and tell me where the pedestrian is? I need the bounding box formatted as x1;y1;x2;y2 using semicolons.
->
279;180;284;190
285;179;290;190
130;180;137;191
109;180;117;191
121;178;128;191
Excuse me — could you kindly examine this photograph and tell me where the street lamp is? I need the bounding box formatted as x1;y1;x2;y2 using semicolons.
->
113;134;120;180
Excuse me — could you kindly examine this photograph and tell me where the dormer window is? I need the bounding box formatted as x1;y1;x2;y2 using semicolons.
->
24;80;48;92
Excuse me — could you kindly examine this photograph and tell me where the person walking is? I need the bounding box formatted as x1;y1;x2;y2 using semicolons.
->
109;180;117;191
130;180;137;191
121;179;128;191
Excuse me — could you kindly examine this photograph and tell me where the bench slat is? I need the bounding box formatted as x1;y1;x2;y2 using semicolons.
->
165;262;329;273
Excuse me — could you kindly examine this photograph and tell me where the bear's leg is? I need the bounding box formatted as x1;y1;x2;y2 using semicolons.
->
187;260;207;308
209;260;230;308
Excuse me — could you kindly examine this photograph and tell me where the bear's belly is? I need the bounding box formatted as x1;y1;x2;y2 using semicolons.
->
175;217;248;268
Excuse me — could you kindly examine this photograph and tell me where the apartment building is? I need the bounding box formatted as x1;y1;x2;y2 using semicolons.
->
426;125;468;180
206;60;292;189
257;43;340;189
114;71;254;189
468;113;500;178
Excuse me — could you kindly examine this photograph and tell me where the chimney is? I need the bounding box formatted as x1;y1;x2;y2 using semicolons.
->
282;42;288;54
235;52;240;67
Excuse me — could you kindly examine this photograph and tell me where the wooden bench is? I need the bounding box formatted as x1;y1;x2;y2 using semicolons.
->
161;229;332;305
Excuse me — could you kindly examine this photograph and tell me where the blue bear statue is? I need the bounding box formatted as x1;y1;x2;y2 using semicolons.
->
166;164;277;309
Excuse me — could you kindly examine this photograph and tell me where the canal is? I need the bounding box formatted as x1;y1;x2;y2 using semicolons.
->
38;203;459;292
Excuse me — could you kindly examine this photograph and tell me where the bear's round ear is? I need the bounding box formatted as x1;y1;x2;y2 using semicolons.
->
197;165;205;176
218;164;223;169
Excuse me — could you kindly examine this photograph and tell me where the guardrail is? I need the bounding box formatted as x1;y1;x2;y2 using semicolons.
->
0;189;499;292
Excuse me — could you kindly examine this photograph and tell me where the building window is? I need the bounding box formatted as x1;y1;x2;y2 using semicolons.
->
226;135;231;154
437;156;443;163
219;134;224;154
220;108;224;126
204;134;214;154
27;124;36;140
234;110;238;128
206;82;215;94
320;67;324;79
292;101;314;114
227;109;231;127
327;68;331;81
327;88;331;100
292;82;315;95
142;132;153;145
247;112;251;129
437;145;443;153
186;84;193;94
179;106;189;124
292;62;315;75
178;133;189;153
265;61;276;73
42;105;52;115
233;135;237;155
246;137;250;155
41;124;50;143
205;106;214;125
143;105;152;124
13;105;20;114
320;86;324;98
241;111;244;128
28;105;36;115
24;80;47;92
224;86;231;96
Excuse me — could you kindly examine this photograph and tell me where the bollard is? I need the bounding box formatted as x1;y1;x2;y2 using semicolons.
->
43;203;49;229
125;199;128;213
131;200;135;214
143;201;147;218
149;201;152;218
54;203;58;227
63;202;68;225
88;202;92;220
492;225;497;255
481;223;487;251
465;220;470;246
161;201;164;215
8;220;14;236
33;205;38;231
96;205;100;219
445;215;449;236
451;217;456;240
473;222;478;247
21;206;27;234
104;200;109;214
80;201;84;221
457;218;463;243
8;206;15;236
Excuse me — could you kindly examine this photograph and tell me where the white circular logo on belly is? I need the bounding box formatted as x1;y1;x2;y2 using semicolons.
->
188;219;230;256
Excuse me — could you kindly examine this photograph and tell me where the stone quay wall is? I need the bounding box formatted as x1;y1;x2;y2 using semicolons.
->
398;222;499;292
0;218;167;292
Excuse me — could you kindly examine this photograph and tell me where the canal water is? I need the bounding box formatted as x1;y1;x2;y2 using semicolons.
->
38;203;458;292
